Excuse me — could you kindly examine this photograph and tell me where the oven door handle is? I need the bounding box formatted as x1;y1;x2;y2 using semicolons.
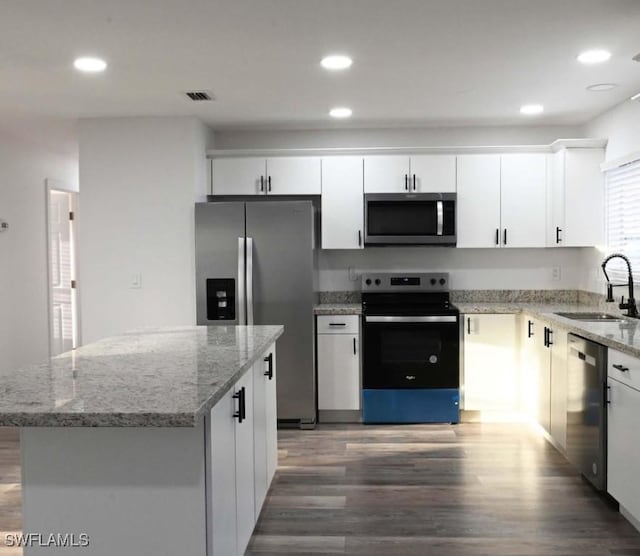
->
365;315;457;323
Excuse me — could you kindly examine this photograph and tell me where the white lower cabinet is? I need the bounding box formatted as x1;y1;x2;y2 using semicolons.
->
317;315;361;417
608;349;640;527
549;327;568;451
462;314;518;411
209;347;277;555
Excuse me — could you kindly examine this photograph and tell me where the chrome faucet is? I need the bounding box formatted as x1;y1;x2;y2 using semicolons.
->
601;253;638;318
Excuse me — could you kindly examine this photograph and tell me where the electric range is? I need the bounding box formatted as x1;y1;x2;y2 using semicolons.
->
361;272;460;423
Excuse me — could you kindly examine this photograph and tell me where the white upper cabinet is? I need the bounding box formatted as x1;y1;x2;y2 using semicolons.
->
457;155;501;248
321;157;364;249
266;157;321;195
548;148;604;247
211;158;267;195
500;154;547;248
363;155;410;193
410;155;456;192
211;157;321;195
363;155;456;193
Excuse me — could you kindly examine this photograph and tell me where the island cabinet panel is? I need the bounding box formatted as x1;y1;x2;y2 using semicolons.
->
209;370;256;556
253;348;278;520
264;349;278;486
234;371;256;555
209;388;240;556
21;426;208;556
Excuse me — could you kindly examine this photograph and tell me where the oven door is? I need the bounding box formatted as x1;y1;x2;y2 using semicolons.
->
364;193;456;245
363;315;459;389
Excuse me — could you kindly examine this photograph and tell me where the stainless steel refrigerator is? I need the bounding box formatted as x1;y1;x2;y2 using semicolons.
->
195;201;316;427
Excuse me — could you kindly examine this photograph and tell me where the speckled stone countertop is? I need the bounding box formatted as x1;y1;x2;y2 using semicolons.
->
0;325;283;427
314;303;362;315
457;302;640;358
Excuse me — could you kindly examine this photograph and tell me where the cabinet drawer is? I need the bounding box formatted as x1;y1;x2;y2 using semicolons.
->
608;348;640;391
317;315;360;334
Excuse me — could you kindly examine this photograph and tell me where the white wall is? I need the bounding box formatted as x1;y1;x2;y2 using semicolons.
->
0;122;78;373
214;125;583;150
319;247;587;291
585;100;640;162
78;117;211;343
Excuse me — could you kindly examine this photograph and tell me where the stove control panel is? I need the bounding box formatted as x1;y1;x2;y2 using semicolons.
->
361;272;450;293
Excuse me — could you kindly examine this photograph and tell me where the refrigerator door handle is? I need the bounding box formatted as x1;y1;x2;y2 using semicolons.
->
246;237;254;325
237;237;246;325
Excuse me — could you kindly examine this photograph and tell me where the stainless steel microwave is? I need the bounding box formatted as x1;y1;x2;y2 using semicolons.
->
364;193;456;246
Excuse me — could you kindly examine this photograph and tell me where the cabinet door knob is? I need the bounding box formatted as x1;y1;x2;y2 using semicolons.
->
503;228;507;246
467;317;471;335
556;227;562;244
404;174;409;191
353;337;357;355
412;174;416;191
612;364;629;372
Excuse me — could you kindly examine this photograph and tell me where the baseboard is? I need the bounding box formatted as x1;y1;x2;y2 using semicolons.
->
318;410;362;423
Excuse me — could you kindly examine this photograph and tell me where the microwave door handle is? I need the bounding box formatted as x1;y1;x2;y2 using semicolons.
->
436;200;443;236
237;237;246;325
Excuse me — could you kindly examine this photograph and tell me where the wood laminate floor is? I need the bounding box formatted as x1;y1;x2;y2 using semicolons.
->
247;423;640;556
1;424;639;555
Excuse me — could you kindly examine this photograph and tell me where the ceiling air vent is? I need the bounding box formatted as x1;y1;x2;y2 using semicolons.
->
185;90;214;101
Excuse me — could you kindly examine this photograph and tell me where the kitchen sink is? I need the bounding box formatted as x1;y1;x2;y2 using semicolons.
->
554;312;623;322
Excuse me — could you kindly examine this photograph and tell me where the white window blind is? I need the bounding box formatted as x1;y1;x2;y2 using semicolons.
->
605;159;640;281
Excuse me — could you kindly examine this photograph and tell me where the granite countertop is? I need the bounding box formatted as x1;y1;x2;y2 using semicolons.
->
457;302;640;358
0;325;283;427
314;303;362;315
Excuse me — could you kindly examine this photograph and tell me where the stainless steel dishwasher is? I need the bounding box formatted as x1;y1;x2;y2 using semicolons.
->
566;334;607;491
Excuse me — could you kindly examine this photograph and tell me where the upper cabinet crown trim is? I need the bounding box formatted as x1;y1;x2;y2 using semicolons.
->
207;138;607;159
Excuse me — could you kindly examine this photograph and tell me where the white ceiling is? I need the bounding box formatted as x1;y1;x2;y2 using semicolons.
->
1;0;640;129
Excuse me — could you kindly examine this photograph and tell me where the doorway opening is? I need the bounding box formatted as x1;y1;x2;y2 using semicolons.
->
46;180;79;356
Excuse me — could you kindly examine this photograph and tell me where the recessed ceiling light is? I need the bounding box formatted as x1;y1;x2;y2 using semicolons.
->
73;57;107;73
321;55;353;70
631;92;640;101
520;104;544;116
586;83;618;92
577;49;611;65
329;107;352;118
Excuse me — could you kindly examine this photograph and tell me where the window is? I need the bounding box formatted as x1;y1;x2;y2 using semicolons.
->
605;159;640;281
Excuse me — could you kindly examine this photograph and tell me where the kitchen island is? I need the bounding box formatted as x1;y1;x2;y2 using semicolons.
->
0;325;283;555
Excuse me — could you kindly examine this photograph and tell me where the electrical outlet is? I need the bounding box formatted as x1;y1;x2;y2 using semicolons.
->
348;267;359;282
130;273;142;289
551;267;561;281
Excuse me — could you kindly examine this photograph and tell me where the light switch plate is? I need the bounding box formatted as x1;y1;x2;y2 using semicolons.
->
552;267;561;281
